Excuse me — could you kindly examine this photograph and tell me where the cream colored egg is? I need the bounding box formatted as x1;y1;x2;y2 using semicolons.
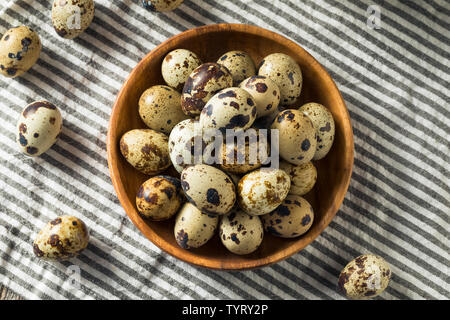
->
33;216;89;260
143;0;184;11
219;209;263;255
16;101;62;157
120;129;171;175
174;202;219;249
52;0;95;39
161;49;202;91
279;160;317;196
299;103;335;160
0;26;41;78
217;51;256;86
239;75;280;118
237;168;290;216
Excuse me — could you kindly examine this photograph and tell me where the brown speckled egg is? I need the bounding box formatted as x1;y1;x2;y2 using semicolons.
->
280;160;317;196
338;254;391;300
181;164;236;215
16;101;62;157
240;75;280;118
52;0;95;39
258;53;302;106
261;195;314;238
33;216;89;260
143;0;184;11
299;103;335;160
138;85;188;134
120;129;171;175
136;175;183;221
217;51;256;86
237;168;290;216
174;202;219;249
162;49;202;91
181;63;233;116
199;87;257;134
271;109;317;165
0;26;41;78
219;209;263;255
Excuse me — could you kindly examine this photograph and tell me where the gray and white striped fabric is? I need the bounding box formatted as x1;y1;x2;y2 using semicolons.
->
0;0;448;300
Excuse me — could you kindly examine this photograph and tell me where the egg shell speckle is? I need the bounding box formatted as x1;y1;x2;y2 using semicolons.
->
162;49;202;91
237;168;291;216
240;75;280;118
174;202;219;249
33;215;89;260
258;53;302;106
181;164;236;215
16;101;62;157
219;209;263;255
52;0;95;39
181;63;233;116
338;254;391;300
271;109;317;165
120;129;171;175
142;0;184;12
0;26;41;78
299;102;335;160
217;51;256;86
136;175;184;221
139;85;188;134
279;160;317;196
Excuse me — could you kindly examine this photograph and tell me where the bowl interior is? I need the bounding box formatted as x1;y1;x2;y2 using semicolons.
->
108;24;353;270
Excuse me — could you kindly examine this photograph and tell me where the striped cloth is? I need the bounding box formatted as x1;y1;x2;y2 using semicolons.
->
0;0;448;300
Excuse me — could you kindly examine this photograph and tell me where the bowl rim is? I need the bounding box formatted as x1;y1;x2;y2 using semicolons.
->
107;23;354;271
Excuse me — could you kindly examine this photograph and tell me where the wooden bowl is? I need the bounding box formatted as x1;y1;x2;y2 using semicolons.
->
107;24;354;270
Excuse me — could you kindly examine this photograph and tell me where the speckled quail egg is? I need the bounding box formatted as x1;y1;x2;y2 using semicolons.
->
162;49;202;91
136;175;183;221
239;75;280;118
142;0;184;11
219;209;263;255
200;87;257;135
299;103;335;160
16;101;62;157
174;202;219;249
217;51;256;86
0;26;41;78
33;215;89;260
238;168;290;216
138;85;188;134
181;164;236;215
52;0;95;39
338;254;391;300
271;109;317;165
120;129;171;175
181;63;233;116
258;53;302;106
261;195;314;238
279;160;317;196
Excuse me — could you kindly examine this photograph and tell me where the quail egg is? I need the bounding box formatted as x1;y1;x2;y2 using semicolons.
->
299;103;335;160
52;0;95;39
258;53;302;106
261;195;314;238
138;85;188;134
219;209;263;255
279;160;317;196
237;168;290;216
33;215;89;260
338;254;392;300
0;26;41;78
136;175;183;221
239;75;280;118
199;87;257;135
161;49;202;91
181;164;236;215
120;129;171;175
217;51;256;86
16;101;63;157
271;109;317;165
181;63;233;116
174;202;219;249
142;0;184;11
